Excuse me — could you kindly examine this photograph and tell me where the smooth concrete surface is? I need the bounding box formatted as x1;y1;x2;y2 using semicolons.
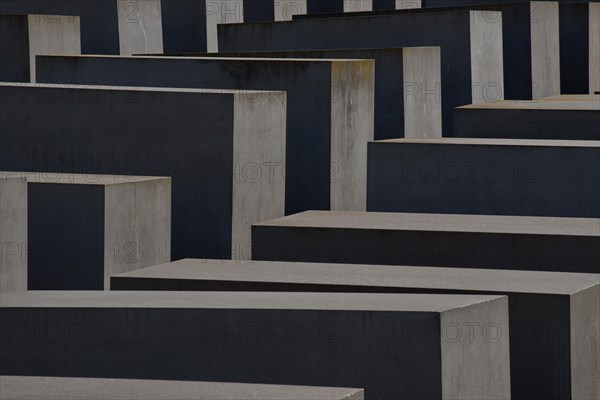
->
367;138;600;218
0;172;171;290
0;14;81;83
530;1;561;99
0;176;27;293
166;47;440;139
0;376;365;400
113;258;599;399
116;0;163;55
217;8;503;136
0;84;286;261
0;291;510;399
250;211;600;273
454;98;600;140
36;55;374;214
274;0;307;20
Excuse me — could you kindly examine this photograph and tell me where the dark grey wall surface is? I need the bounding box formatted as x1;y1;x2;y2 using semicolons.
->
0;15;29;82
217;9;478;136
454;107;600;140
160;0;207;53
28;184;105;290
36;56;338;215
252;225;600;274
0;85;236;261
151;49;404;140
367;140;600;218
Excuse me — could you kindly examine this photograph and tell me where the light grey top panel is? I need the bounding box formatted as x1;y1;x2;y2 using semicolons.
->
255;211;600;237
377;138;600;147
0;376;364;400
458;99;600;110
0;291;503;313
114;259;600;296
0;171;169;186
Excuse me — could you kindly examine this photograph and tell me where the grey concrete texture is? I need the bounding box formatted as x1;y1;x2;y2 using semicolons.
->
151;47;441;140
111;259;600;399
0;177;27;293
0;291;511;399
0;376;365;400
217;8;503;137
454;96;600;140
367;138;600;218
36;55;374;214
250;211;600;273
0;84;286;261
0;14;81;83
0;171;171;290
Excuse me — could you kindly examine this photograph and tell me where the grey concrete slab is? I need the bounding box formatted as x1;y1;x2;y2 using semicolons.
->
111;258;599;399
36;55;374;214
0;177;27;293
147;47;440;139
0;14;80;83
0;291;510;399
0;171;171;290
0;83;286;261
0;376;364;400
367;138;600;218
217;8;503;137
250;211;600;273
454;97;600;140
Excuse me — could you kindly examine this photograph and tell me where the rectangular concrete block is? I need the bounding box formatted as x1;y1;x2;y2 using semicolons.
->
36;55;374;214
217;8;503;136
197;47;441;139
0;84;286;261
0;177;27;293
367;138;600;218
454;96;600;140
251;211;600;273
110;259;600;400
0;172;171;290
0;376;364;400
0;291;510;399
0;14;81;83
590;1;600;93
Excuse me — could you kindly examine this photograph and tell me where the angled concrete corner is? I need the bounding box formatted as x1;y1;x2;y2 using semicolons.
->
274;0;307;21
116;0;163;55
402;46;442;138
0;175;27;293
440;296;510;400
1;172;172;290
206;0;244;52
